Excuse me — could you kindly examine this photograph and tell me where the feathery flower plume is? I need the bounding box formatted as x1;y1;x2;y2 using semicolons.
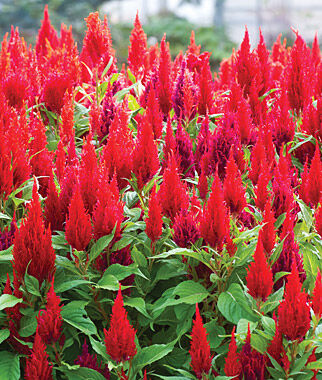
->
187;31;201;56
100;102;133;189
278;262;311;341
93;173;124;242
145;86;163;140
272;158;295;218
12;182;56;285
158;155;189;221
43;72;72;114
266;314;289;370
104;286;137;363
162;118;177;170
24;332;53;380
55;140;66;182
315;205;322;237
28;113;53;197
199;172;230;251
312;270;322;320
0;134;13;201
301;97;322;143
80;12;116;82
249;136;268;185
65;183;93;252
60;90;74;147
246;234;273;301
44;174;64;232
132;116;160;189
271;90;295;153
173;210;200;248
197;55;214;115
175;121;195;177
157;35;172;116
128;13;147;79
304;144;322;208
75;340;110;379
254;160;272;212
189;304;212;379
2;72;28;109
37;280;62;345
195;114;210;173
208;112;242;180
35;5;59;57
272;212;306;289
79;133;99;214
197;169;208;200
224;327;241;379
223;150;246;216
285;33;314;113
145;186;163;245
239;325;266;380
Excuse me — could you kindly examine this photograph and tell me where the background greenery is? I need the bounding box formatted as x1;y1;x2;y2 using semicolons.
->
0;0;235;69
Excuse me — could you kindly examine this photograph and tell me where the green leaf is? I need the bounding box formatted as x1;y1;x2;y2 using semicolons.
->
152;248;213;270
24;273;40;297
102;263;148;281
0;329;10;344
0;294;22;311
60;367;107;380
236;319;258;337
298;199;313;231
101;57;114;79
96;274;119;291
0;352;20;380
19;312;38;337
217;284;259;324
89;231;115;264
61;301;97;336
52;233;68;250
131;245;147;267
173;281;209;303
275;213;286;229
0;212;11;221
111;235;134;252
204;320;225;349
302;244;320;279
307;358;322;370
0;245;13;262
261;286;285;314
89;337;110;361
289;351;313;375
55;279;92;293
132;344;174;370
269;236;286;265
153;281;209;313
124;297;151;319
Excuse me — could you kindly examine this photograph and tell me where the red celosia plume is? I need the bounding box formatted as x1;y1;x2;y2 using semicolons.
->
189;304;212;379
278;262;311;341
104;286;137;363
12;182;56;285
246;234;273;301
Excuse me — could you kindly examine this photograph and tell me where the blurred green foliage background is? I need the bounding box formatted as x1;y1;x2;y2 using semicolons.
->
0;0;235;69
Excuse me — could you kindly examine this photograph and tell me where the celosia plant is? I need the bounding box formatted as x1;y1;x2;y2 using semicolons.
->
0;7;320;379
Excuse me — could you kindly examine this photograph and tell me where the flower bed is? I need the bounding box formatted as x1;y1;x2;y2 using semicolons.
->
0;6;321;380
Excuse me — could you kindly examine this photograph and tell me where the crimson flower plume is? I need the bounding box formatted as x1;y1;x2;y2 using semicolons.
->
278;262;311;341
104;286;137;363
189;304;212;379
